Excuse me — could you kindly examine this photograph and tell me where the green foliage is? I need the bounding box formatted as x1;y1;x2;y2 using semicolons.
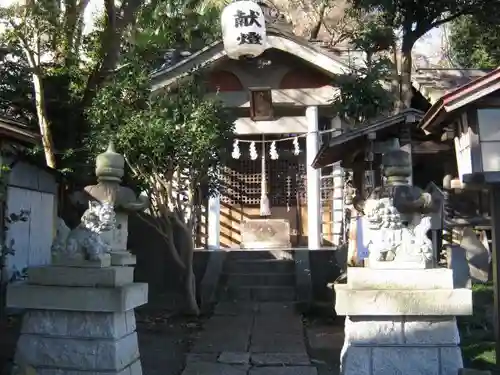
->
449;13;500;69
348;0;494;40
458;283;496;371
130;0;222;67
330;8;394;124
343;8;395;54
83;0;234;199
330;0;500;122
87;65;235;199
332;58;393;125
0;0;225;176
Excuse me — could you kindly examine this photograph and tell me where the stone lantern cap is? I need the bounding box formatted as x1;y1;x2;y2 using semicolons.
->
71;141;148;213
96;142;125;182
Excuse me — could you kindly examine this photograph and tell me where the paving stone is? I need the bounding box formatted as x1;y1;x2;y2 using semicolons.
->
182;362;249;375
249;366;318;375
192;312;254;353
192;331;250;353
228;273;295;287
257;302;296;315
186;353;218;363
214;302;259;316
251;353;310;366
203;316;253;333
218;352;250;365
250;332;307;353
253;314;303;334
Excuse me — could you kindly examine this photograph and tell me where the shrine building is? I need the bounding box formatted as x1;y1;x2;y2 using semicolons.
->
149;2;450;251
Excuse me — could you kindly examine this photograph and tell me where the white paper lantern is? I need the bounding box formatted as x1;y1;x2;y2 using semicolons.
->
221;0;267;60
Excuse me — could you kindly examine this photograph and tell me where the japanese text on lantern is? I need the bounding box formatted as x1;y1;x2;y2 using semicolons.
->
234;9;263;45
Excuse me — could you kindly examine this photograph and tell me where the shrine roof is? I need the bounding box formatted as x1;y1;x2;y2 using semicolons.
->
412;68;491;106
0;116;40;145
420;66;500;134
150;26;352;92
312;109;425;169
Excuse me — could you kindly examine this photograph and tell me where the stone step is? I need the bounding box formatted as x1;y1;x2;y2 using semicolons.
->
226;259;295;274
221;286;296;302
227;273;295;287
227;250;294;261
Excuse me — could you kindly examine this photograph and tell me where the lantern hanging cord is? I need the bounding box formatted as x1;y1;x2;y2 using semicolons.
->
233;128;338;143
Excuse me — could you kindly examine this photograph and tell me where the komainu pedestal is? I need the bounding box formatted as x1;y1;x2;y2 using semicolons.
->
7;262;148;375
335;267;472;375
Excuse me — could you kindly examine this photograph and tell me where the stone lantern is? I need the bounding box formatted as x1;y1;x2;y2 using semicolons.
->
72;142;148;266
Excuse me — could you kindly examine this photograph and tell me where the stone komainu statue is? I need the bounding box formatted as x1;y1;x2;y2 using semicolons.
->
363;149;439;266
51;201;116;262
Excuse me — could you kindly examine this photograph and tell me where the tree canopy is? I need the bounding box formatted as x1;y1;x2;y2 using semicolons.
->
329;0;500;125
0;0;234;314
449;12;500;69
0;0;222;171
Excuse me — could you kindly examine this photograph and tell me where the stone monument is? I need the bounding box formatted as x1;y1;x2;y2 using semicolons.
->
7;193;148;375
335;150;473;375
71;141;148;266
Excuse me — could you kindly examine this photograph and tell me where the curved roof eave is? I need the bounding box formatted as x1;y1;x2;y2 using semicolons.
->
149;32;352;93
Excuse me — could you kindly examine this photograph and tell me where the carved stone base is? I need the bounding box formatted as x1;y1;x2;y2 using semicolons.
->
335;268;472;375
7;265;147;375
111;251;137;266
365;259;431;269
51;253;111;268
341;316;463;375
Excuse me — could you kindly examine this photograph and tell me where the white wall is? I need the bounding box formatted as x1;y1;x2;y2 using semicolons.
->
5;187;55;280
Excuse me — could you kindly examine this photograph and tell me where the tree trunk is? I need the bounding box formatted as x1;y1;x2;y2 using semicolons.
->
401;36;416;109
391;41;402;114
173;218;200;315
32;73;57;168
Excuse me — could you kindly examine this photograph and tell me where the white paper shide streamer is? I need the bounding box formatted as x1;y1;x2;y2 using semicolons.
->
249;141;258;160
231;140;241;159
293;136;301;155
270;141;278;160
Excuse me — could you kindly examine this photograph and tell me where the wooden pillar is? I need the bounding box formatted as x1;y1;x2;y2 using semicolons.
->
442;163;454;263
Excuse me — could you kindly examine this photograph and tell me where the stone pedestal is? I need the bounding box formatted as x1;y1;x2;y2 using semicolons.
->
335;267;472;375
7;263;148;375
99;212;137;266
240;219;291;249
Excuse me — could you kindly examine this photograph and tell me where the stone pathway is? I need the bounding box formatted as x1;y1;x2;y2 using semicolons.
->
182;302;318;375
